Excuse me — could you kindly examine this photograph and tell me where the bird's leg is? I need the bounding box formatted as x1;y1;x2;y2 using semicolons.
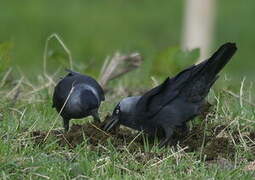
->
91;109;101;123
180;123;189;137
63;118;70;132
159;126;174;148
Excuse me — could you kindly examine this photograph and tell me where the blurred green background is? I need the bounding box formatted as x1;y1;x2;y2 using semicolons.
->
0;0;254;83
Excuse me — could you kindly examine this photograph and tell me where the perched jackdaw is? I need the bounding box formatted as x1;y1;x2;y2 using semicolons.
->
52;69;105;132
104;43;237;147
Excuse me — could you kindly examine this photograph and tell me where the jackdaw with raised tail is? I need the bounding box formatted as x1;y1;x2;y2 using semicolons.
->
104;42;237;147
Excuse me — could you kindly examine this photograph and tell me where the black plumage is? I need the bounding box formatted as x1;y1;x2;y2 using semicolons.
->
104;43;237;147
52;69;105;131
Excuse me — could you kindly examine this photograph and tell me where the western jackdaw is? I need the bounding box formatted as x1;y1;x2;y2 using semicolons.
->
104;42;237;147
52;69;105;132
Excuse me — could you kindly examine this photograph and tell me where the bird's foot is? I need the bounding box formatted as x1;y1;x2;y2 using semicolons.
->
91;109;101;124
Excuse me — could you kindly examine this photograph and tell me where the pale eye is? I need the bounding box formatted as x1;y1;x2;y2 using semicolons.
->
115;109;120;114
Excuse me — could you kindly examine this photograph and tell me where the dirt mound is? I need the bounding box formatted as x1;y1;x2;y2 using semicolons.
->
30;116;255;162
31;115;144;151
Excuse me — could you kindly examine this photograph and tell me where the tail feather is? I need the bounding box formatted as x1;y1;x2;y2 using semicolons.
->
201;42;237;78
180;42;237;102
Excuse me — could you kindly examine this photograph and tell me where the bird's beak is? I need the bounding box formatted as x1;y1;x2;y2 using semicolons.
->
103;115;120;132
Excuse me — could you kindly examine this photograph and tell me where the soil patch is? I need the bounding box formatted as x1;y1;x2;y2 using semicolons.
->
30;115;255;162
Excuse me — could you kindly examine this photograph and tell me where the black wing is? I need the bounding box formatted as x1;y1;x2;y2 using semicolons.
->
134;66;195;121
133;42;237;123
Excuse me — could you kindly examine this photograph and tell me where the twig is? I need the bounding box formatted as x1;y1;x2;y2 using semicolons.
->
199;115;209;160
32;173;50;180
215;118;237;138
0;67;12;88
72;175;91;180
23;81;52;97
150;146;188;167
127;131;143;149
61;134;74;148
114;165;133;173
239;77;246;108
6;77;24;98
99;52;142;88
89;122;111;137
43;84;75;142
237;121;248;151
43;33;73;75
16;108;27;131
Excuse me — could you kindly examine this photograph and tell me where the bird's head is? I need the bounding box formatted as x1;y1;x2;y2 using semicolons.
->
103;96;141;132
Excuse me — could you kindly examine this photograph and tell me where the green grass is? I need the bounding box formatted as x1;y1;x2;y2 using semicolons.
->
0;70;254;179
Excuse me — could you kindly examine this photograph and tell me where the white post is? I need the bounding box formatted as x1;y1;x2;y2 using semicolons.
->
181;0;216;62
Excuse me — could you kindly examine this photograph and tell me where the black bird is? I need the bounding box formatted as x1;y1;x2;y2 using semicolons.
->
104;43;237;147
52;69;105;132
